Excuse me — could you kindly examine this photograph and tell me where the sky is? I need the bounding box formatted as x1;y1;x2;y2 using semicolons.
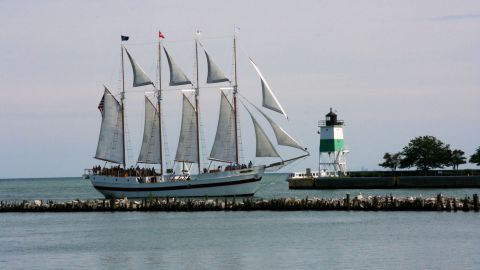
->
0;0;479;178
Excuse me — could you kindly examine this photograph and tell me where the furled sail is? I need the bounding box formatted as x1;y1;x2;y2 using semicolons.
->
249;58;288;118
204;50;229;84
253;104;305;151
137;97;161;164
246;109;280;158
175;94;198;163
164;48;192;86
124;48;153;87
95;87;124;164
209;92;236;163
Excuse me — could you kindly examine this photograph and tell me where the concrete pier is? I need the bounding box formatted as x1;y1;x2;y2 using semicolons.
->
289;176;480;189
0;194;479;212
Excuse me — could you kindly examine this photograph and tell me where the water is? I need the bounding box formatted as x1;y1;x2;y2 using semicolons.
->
1;174;480;201
1;175;480;269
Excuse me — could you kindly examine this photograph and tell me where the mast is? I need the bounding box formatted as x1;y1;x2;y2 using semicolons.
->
194;38;201;173
233;34;240;165
120;44;127;168
157;39;164;175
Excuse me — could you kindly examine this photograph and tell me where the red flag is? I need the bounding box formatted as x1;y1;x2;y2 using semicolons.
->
159;31;165;39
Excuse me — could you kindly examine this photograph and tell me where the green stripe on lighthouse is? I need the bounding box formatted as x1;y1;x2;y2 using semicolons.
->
320;139;344;152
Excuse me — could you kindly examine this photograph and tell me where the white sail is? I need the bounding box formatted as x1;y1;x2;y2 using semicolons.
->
209;92;236;163
95;87;124;164
249;58;288;118
137;97;161;164
247;109;280;158
253;104;305;151
124;48;153;87
175;94;198;163
204;50;229;84
164;48;192;86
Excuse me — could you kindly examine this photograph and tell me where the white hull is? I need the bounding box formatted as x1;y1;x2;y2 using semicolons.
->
90;166;264;198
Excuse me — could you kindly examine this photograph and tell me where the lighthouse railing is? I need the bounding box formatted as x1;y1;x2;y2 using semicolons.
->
318;120;344;127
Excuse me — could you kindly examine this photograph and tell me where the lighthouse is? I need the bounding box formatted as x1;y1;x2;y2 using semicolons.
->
318;108;348;176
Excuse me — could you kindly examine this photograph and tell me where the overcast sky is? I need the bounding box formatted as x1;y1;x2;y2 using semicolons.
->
1;1;479;178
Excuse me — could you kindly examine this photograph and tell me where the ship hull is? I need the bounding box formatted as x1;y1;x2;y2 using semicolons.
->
90;166;264;198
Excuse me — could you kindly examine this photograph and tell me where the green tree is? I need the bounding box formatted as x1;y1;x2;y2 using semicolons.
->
379;152;402;171
470;147;480;166
449;149;466;170
399;135;451;171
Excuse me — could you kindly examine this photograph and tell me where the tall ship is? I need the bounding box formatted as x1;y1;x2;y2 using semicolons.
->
85;31;308;198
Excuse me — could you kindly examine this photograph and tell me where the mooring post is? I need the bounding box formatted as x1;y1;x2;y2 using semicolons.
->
346;193;350;210
110;198;115;211
436;193;443;211
473;194;479;212
372;196;378;210
463;196;470;212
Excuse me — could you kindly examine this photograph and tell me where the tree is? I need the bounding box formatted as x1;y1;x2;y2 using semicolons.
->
399;135;451;171
379;152;402;171
449;149;466;170
470;147;480;166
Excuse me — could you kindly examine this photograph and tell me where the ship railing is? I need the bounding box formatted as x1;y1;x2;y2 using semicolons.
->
86;167;160;178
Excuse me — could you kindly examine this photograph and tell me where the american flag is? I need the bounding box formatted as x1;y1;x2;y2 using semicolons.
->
98;94;105;114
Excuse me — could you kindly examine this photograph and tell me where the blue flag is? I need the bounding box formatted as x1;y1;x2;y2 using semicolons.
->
121;35;129;41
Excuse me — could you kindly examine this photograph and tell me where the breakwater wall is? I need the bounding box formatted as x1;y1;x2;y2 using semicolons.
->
1;194;478;212
289;176;480;189
348;169;480;177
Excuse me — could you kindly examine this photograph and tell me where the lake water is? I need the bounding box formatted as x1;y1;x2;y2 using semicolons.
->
2;174;480;201
1;175;479;269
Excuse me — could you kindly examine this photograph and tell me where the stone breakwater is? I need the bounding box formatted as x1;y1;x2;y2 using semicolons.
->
0;194;479;212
